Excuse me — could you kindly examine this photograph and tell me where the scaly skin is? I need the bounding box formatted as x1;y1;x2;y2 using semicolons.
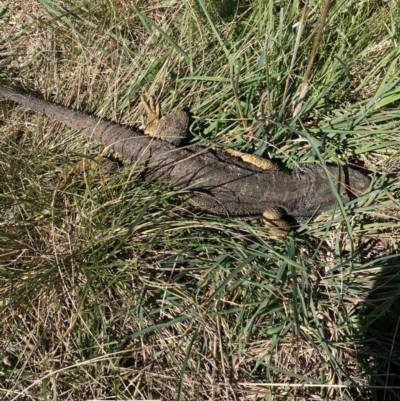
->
0;86;370;224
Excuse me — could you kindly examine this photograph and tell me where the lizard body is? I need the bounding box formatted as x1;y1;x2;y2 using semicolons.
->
0;86;370;226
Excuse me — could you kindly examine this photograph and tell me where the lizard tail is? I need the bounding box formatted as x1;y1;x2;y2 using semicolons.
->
0;85;146;158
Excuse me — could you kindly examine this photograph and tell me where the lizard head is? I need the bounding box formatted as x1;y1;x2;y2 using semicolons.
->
289;164;370;221
325;164;370;198
306;164;370;215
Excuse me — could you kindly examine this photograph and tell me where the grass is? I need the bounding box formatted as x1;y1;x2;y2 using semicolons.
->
0;0;399;400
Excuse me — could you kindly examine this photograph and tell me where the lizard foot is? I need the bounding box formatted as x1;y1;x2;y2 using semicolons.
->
262;207;291;238
140;95;189;146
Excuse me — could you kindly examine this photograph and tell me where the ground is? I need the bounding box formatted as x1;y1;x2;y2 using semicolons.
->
0;1;400;400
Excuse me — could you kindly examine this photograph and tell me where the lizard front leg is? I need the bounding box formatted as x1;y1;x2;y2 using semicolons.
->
224;149;279;171
225;149;291;237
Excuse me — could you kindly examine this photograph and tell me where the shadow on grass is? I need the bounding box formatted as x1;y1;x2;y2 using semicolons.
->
357;253;400;401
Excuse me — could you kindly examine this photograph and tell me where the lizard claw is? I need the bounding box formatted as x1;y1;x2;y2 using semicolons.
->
263;207;291;237
140;95;189;146
140;95;161;134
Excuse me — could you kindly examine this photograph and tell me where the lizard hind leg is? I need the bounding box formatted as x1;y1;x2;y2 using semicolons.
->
140;96;189;146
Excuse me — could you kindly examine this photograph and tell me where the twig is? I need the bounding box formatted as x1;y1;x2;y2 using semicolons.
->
293;0;332;117
230;64;248;128
282;0;310;106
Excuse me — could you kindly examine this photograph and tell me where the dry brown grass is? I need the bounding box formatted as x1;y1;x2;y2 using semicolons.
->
1;1;400;400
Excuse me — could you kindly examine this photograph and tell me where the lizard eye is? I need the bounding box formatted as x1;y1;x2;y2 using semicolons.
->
340;189;350;200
